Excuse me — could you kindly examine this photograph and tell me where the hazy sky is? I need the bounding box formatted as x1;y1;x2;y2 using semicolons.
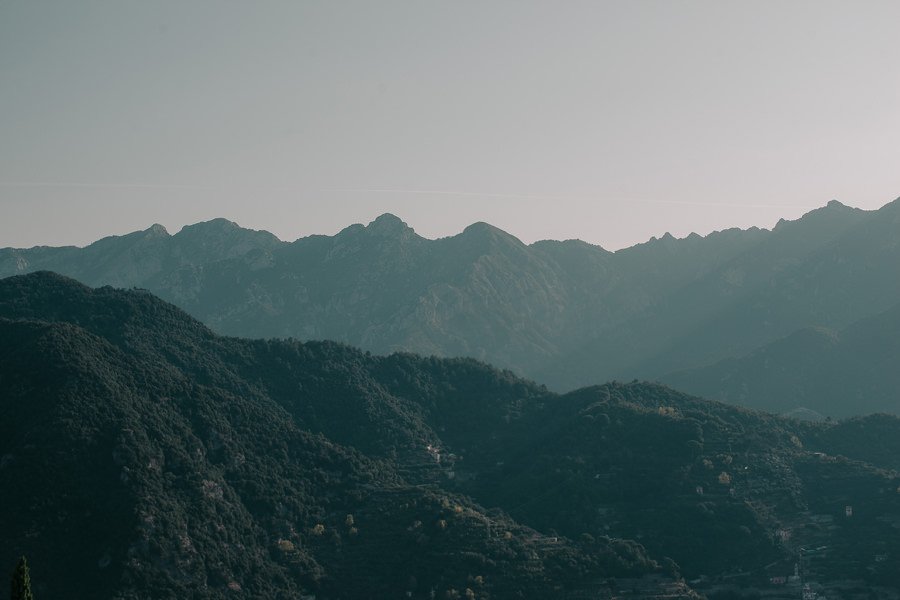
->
2;1;899;250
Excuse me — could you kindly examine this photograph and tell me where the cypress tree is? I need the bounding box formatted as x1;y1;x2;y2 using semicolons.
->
10;556;34;600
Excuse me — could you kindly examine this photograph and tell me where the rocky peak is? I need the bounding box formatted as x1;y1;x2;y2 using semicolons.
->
145;223;170;238
177;218;240;237
365;213;414;237
773;198;863;233
460;221;523;245
171;219;282;259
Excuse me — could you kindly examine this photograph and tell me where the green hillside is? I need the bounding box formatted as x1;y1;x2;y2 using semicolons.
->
3;273;900;598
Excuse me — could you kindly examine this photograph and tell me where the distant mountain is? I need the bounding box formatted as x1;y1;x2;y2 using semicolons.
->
2;198;899;413
0;218;282;289
661;299;900;417
4;273;900;598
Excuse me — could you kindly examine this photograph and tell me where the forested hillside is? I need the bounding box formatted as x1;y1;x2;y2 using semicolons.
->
3;273;900;598
0;273;685;599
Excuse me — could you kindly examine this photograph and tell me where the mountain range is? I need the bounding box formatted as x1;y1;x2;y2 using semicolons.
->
662;300;900;416
3;198;900;417
3;272;900;598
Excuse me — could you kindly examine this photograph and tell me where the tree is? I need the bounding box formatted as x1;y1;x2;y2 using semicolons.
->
10;556;34;600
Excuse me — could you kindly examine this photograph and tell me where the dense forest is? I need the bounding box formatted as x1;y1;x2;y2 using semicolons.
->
2;272;900;598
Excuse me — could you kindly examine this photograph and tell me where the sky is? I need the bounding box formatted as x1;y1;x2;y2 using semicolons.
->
2;1;899;250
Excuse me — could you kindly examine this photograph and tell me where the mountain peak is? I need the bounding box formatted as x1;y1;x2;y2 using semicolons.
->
145;223;170;237
773;198;863;233
365;213;414;237
175;219;281;243
809;199;856;217
644;231;677;246
177;218;240;236
461;221;513;238
458;222;527;250
463;221;499;234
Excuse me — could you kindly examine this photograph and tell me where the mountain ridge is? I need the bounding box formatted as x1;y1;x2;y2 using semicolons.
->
3;198;900;411
661;299;900;416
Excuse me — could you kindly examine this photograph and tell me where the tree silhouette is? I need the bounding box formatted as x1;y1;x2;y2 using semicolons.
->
10;556;34;600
